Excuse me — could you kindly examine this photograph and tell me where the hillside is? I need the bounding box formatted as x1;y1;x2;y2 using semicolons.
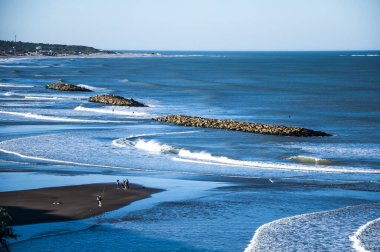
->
0;40;115;56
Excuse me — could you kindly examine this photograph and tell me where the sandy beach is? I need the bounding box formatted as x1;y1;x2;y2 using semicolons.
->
0;183;161;226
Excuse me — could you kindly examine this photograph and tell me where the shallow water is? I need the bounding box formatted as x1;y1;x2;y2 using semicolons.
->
1;51;380;251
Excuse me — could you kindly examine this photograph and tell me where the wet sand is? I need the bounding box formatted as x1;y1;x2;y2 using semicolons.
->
0;183;162;226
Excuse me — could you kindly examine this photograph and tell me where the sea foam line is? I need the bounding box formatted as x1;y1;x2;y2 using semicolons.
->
3;92;88;100
77;84;107;92
0;83;34;88
0;110;128;123
127;139;380;174
350;217;380;252
0;147;131;171
74;105;153;117
24;96;64;100
244;203;380;252
351;54;379;57
111;130;203;147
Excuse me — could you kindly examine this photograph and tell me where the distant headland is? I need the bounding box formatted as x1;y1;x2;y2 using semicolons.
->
0;40;165;58
0;40;116;57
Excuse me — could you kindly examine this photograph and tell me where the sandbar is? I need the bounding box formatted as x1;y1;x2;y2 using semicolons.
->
0;183;161;226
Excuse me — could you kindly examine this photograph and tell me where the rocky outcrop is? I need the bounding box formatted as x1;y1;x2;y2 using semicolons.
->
154;115;331;137
46;82;92;92
89;94;147;107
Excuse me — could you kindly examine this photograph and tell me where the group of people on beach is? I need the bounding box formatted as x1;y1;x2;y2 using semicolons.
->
95;179;131;207
116;179;130;190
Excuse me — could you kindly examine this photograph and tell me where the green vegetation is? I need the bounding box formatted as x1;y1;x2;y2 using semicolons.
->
0;40;115;56
0;208;18;252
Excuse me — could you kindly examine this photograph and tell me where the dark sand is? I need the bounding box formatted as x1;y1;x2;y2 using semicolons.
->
0;183;161;226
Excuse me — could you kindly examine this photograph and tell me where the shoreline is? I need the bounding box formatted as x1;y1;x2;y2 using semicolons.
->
0;52;163;60
0;183;162;226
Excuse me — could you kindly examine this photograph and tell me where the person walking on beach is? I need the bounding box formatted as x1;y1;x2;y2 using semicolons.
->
96;195;102;207
116;179;120;189
126;179;130;190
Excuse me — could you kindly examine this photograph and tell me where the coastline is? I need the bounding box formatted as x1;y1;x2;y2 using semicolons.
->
0;52;163;60
0;183;162;226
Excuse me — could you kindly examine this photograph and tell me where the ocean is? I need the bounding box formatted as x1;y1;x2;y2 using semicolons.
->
0;51;380;251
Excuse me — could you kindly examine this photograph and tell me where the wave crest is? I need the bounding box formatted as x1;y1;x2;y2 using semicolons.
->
115;139;380;174
74;105;153;117
245;203;380;252
287;155;333;165
0;110;127;123
77;84;107;92
135;140;177;153
0;83;34;88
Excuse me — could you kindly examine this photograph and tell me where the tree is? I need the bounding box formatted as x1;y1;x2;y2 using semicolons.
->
0;208;18;252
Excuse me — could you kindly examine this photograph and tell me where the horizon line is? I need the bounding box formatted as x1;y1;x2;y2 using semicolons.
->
1;39;379;52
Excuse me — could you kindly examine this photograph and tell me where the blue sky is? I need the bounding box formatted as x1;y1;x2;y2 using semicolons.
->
0;0;379;50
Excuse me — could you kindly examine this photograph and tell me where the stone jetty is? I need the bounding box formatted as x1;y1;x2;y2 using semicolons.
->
46;82;92;92
154;115;331;137
89;94;147;107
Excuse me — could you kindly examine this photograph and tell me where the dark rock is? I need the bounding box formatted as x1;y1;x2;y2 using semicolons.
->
154;115;331;137
89;94;147;107
46;82;92;92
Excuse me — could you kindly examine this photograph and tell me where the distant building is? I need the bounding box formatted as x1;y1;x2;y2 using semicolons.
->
35;46;42;54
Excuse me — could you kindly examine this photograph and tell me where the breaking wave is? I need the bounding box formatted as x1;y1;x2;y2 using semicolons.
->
351;54;379;57
24;96;64;100
77;84;107;92
287;155;333;165
0;110;127;123
291;143;380;159
111;130;202;147
350;217;380;252
0;83;34;88
244;203;380;252
3;92;88;100
135;140;177;153
115;139;380;174
74;105;153;117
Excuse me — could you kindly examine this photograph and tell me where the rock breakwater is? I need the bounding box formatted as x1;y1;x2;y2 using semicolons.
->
154;115;331;137
46;83;92;92
89;94;147;107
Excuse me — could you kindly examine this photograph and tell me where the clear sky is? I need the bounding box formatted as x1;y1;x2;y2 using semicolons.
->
0;0;379;51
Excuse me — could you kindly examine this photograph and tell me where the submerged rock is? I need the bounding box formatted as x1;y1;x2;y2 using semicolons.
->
46;82;92;92
154;115;331;137
89;94;147;107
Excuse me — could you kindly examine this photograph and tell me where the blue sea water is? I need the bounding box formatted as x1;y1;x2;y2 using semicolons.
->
0;51;380;251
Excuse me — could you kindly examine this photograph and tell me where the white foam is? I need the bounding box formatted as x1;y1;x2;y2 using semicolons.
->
350;217;380;252
0;83;34;88
129;140;380;174
74;105;152;117
177;150;379;173
120;79;129;83
292;143;380;159
351;54;379;57
0;110;127;123
244;203;380;252
0;147;129;170
3;91;88;100
112;130;202;148
135;140;176;153
77;84;107;92
24;96;63;100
